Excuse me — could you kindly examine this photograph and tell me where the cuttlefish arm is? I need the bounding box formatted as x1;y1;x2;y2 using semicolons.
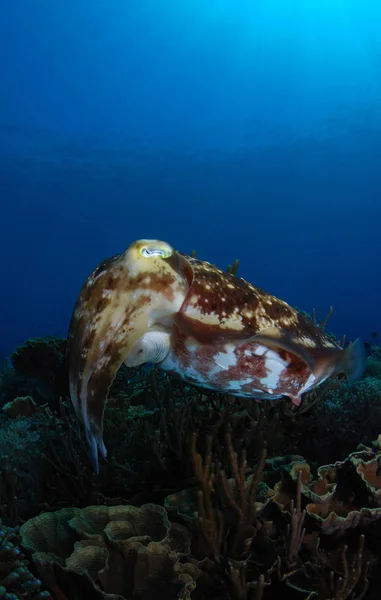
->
66;240;192;473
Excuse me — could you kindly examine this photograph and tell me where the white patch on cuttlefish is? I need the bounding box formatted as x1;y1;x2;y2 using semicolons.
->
184;339;199;353
185;303;245;331
160;352;210;387
148;289;187;328
226;378;253;392
260;349;289;390
207;345;238;377
93;355;112;371
215;347;237;370
254;345;267;356
299;336;317;348
298;372;318;395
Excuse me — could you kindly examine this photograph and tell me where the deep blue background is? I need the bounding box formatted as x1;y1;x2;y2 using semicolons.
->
0;0;380;363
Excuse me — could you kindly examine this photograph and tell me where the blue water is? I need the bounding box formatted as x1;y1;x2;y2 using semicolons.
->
0;0;380;363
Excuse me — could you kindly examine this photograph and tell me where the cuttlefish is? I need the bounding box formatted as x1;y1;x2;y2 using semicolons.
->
66;239;366;473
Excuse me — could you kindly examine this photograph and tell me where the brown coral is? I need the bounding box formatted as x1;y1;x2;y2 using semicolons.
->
20;504;199;600
271;441;381;536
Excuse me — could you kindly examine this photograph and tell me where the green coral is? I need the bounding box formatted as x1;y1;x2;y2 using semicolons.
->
0;337;67;411
366;345;381;378
0;520;51;599
0;412;61;524
308;376;381;461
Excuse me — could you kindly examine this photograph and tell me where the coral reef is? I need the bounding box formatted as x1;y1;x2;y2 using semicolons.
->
0;337;381;597
165;433;373;599
0;410;58;524
272;444;381;535
0;337;68;410
20;504;198;600
0;520;51;599
285;373;381;466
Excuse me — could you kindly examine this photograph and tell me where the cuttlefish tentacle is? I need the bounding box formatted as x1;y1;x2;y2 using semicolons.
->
67;239;366;472
66;240;191;473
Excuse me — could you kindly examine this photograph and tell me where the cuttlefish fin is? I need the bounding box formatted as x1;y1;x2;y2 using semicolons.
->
340;337;367;383
251;327;366;385
125;327;171;367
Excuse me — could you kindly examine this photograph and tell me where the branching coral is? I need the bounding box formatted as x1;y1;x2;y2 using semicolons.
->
166;431;374;599
190;431;267;561
166;432;281;598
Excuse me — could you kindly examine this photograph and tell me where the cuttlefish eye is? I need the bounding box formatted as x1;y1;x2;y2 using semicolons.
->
140;242;172;259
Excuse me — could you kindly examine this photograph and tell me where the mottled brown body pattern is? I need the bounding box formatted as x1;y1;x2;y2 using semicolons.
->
179;256;336;352
67;240;366;472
